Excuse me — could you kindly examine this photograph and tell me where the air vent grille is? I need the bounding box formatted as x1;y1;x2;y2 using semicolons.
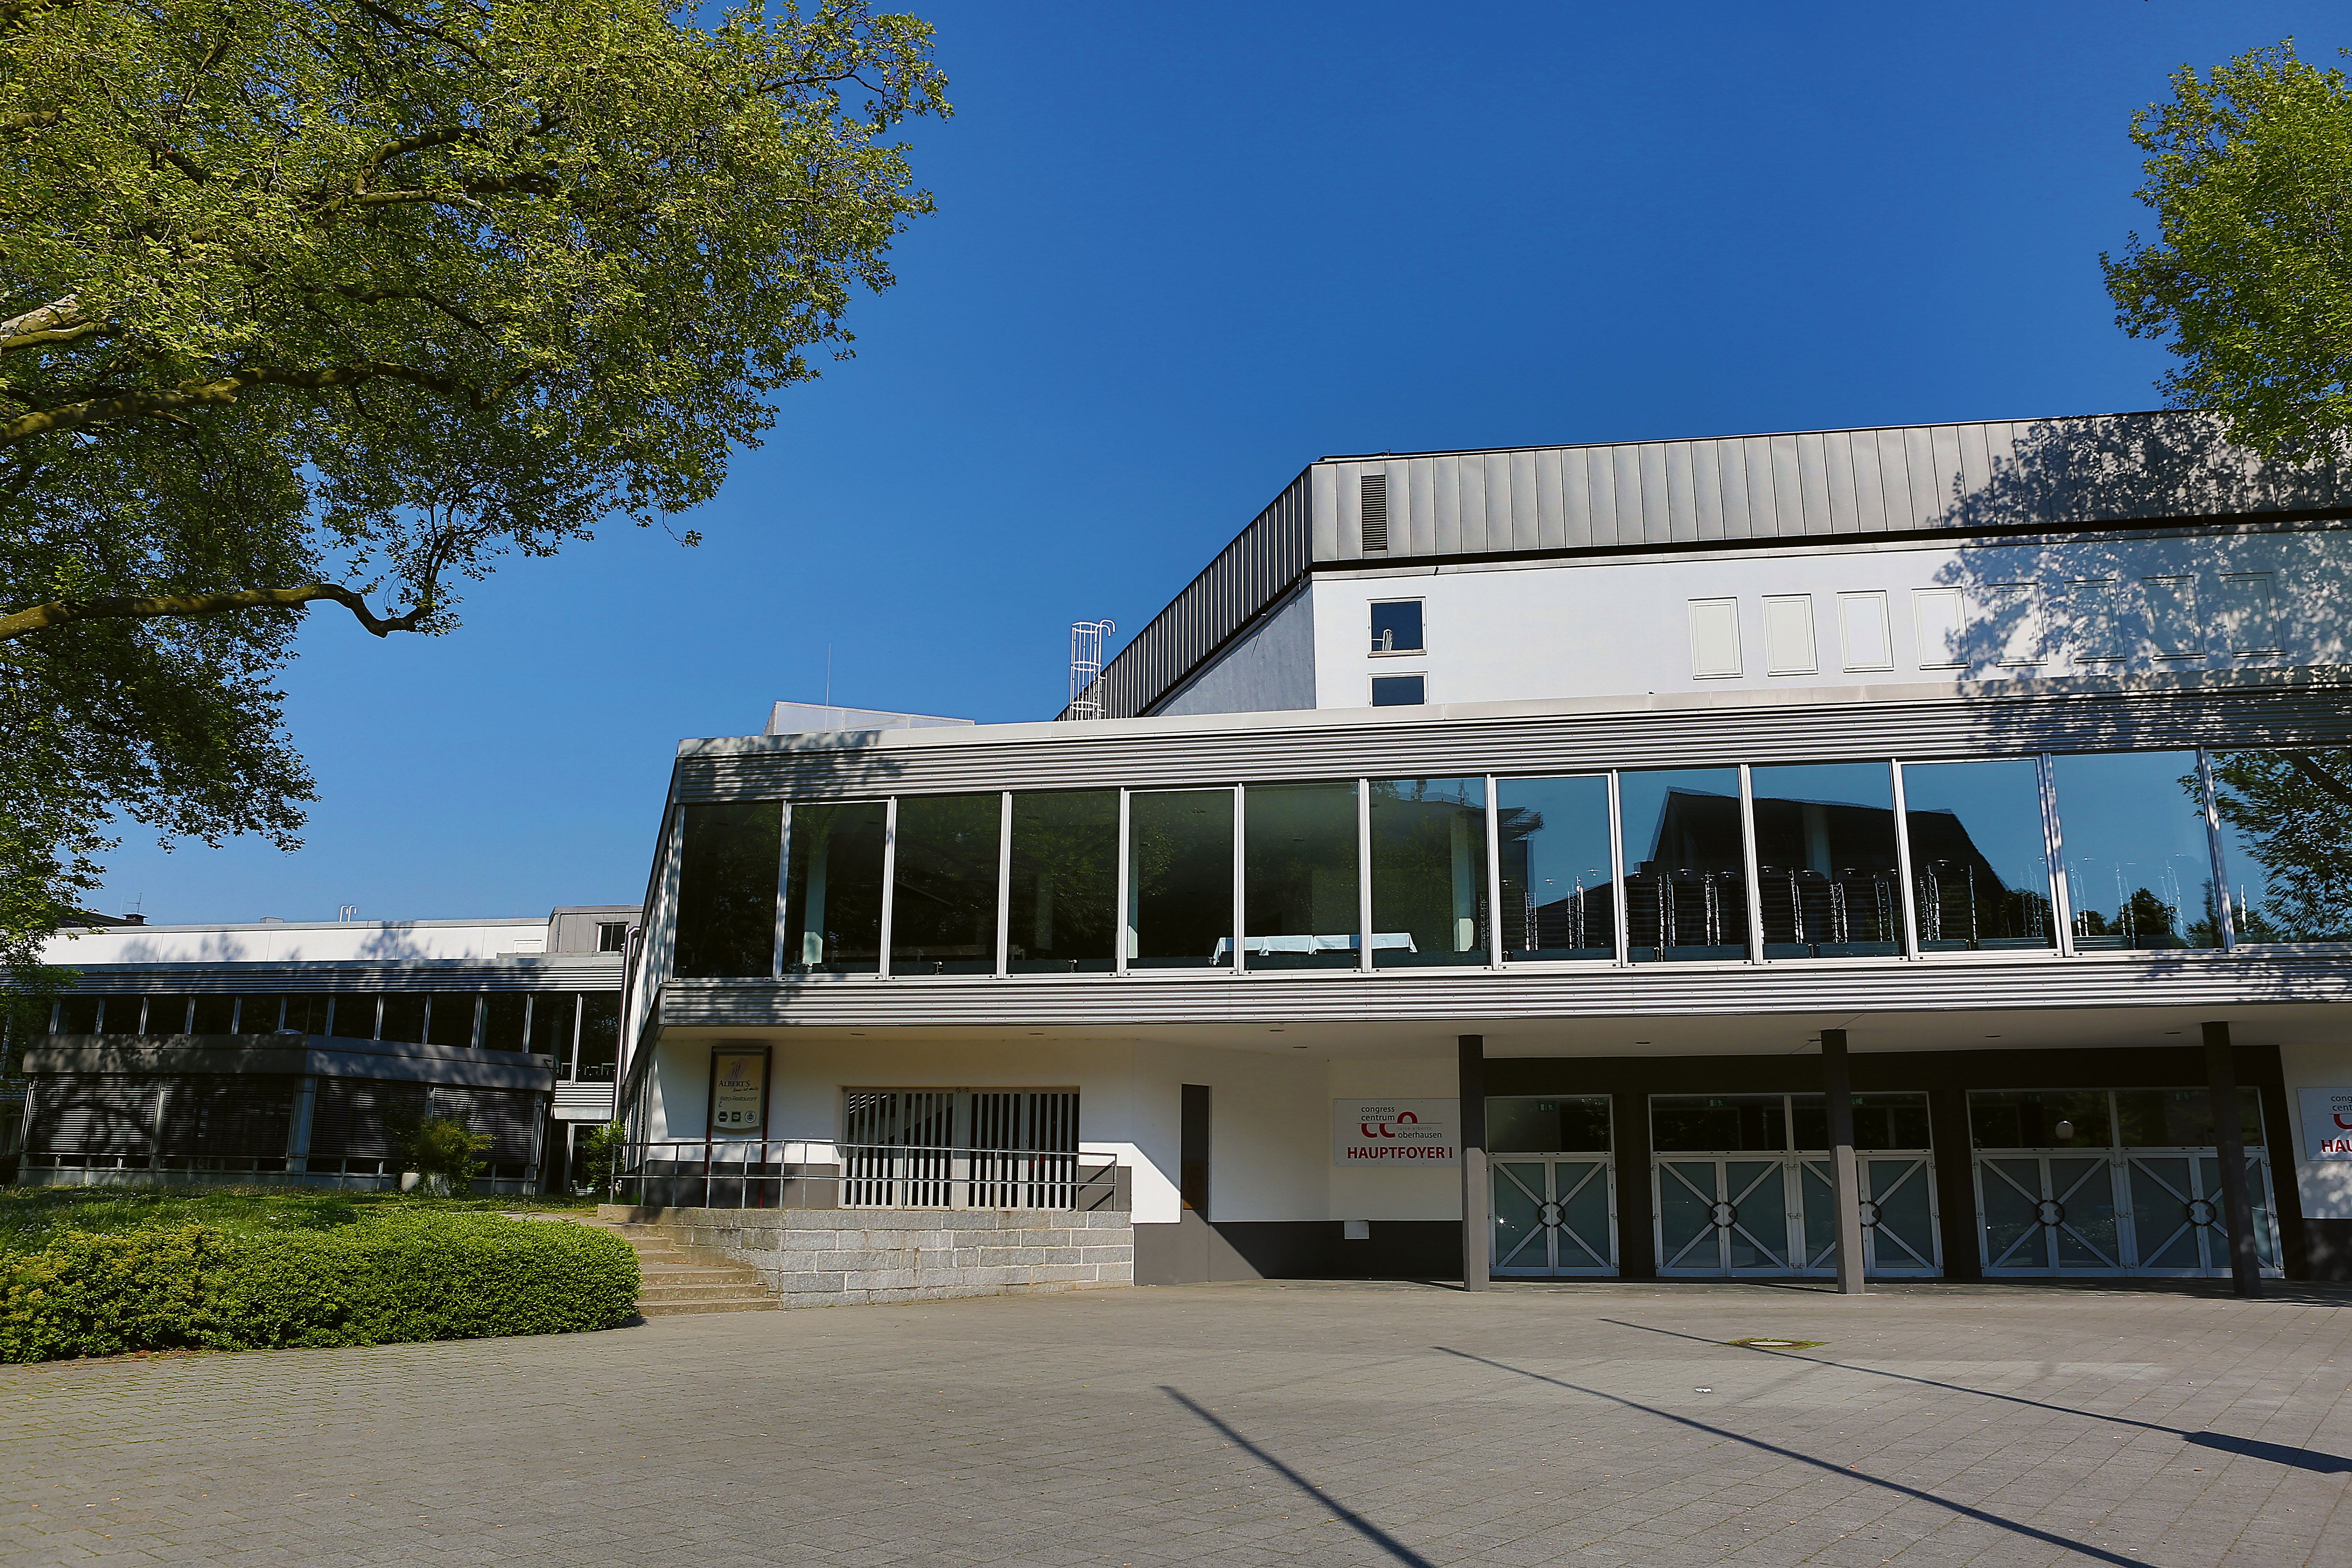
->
1359;472;1389;552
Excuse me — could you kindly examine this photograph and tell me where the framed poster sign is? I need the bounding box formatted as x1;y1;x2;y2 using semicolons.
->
2302;1087;2352;1160
708;1045;771;1136
1332;1099;1458;1166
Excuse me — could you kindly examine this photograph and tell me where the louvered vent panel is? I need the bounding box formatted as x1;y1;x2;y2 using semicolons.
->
1360;472;1390;552
26;1075;156;1156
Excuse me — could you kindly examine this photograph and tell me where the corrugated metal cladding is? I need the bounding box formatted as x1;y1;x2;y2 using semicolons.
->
659;948;2352;1029
1067;471;1312;722
1318;412;2345;562
1073;411;2346;720
677;680;2352;801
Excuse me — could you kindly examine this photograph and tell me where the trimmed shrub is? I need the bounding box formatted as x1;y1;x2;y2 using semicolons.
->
0;1213;638;1363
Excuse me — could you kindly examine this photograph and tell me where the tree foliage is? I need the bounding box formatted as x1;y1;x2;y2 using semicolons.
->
0;0;946;1002
2206;748;2352;942
2105;40;2352;461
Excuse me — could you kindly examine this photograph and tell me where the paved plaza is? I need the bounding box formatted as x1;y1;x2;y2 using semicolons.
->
3;1279;2350;1567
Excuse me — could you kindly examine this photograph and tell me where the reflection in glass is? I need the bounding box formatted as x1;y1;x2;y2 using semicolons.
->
329;996;374;1040
1900;760;2054;952
1008;791;1117;973
231;996;283;1034
481;993;527;1052
531;993;578;1059
140;997;190;1032
1369;777;1489;967
675;801;784;978
2114;1087;2261;1147
1791;1092;1931;1150
1650;1094;1786;1152
2051;751;2215;950
1748;763;1901;957
782;802;887;974
1968;1089;2112;1148
890;794;1002;975
1619;768;1750;961
1488;1096;1612;1153
1243;782;1361;968
1496;776;1615;961
2206;748;2352;943
1127;790;1234;969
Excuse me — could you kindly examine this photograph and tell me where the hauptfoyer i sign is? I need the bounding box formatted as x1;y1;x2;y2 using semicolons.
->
1333;1100;1459;1165
2301;1088;2352;1159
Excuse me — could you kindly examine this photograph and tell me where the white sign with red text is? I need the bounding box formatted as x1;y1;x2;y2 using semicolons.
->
2301;1088;2352;1160
1334;1100;1458;1167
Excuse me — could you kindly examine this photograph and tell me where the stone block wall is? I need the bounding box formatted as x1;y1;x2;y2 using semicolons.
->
597;1204;1135;1307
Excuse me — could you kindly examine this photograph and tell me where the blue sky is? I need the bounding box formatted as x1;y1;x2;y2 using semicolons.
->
91;0;2345;924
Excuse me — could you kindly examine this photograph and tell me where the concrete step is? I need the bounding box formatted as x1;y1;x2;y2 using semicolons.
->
641;1281;776;1303
639;1297;778;1317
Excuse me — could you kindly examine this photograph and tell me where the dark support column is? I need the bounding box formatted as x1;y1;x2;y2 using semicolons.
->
1460;1034;1488;1292
1821;1029;1865;1296
1927;1087;1980;1279
2203;1021;2264;1298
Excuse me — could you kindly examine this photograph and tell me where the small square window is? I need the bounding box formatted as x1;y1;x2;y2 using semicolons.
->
1371;674;1425;706
1370;601;1424;655
597;921;628;953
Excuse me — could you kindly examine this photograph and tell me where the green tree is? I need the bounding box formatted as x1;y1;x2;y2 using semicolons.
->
0;0;947;1006
2204;749;2352;941
2105;40;2352;461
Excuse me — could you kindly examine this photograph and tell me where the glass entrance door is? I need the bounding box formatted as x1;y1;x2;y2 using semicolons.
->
1486;1096;1616;1277
1492;1158;1616;1276
2125;1152;2281;1274
1796;1154;1942;1276
1656;1157;1794;1275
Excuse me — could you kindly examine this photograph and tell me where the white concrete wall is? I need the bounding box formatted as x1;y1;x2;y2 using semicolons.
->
2279;1042;2352;1221
1306;528;2352;710
644;1035;1427;1227
1156;588;1317;716
40;918;553;966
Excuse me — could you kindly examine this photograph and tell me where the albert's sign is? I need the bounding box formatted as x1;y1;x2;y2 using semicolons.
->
1333;1100;1458;1166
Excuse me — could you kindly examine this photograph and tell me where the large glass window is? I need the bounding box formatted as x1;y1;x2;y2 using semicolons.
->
782;801;887;975
140;996;191;1033
1651;1094;1786;1151
1369;777;1489;967
329;996;375;1040
890;794;1002;976
230;996;283;1034
1619;768;1749;961
1008;791;1117;973
1969;1090;2112;1149
2114;1087;2261;1147
189;996;236;1033
675;801;783;979
1749;762;1902;958
482;993;528;1052
378;995;426;1044
1901;759;2055;952
578;995;621;1082
2051;751;2216;950
2205;748;2352;944
426;993;478;1048
1127;790;1234;969
1791;1092;1931;1150
1489;1096;1611;1152
1243;782;1361;969
532;993;578;1061
1496;776;1615;961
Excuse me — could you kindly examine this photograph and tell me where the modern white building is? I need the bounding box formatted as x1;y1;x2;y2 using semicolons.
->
612;412;2352;1293
15;908;633;1193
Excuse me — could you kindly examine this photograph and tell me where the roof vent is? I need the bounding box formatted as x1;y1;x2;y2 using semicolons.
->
1360;472;1389;553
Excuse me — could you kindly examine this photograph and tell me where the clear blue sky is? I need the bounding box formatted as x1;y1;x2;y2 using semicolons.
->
91;0;2343;924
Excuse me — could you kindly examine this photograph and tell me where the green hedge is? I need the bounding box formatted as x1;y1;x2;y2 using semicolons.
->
0;1213;638;1362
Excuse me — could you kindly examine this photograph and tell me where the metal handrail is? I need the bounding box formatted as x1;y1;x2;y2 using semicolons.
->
610;1139;1121;1213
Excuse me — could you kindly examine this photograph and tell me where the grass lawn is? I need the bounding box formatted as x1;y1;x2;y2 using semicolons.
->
0;1187;597;1256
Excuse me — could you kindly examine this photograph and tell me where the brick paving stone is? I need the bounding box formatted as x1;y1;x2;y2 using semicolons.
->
3;1280;2351;1564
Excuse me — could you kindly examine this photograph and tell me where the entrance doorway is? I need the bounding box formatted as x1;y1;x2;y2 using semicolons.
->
1488;1096;1617;1276
1650;1092;1942;1279
1969;1089;2282;1278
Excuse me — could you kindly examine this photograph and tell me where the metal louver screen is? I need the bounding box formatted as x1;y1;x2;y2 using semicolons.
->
1360;473;1390;552
156;1076;297;1158
840;1089;1080;1209
423;1085;538;1162
26;1075;157;1157
308;1079;428;1161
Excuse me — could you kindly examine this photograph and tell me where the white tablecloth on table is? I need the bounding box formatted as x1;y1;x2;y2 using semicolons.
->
1210;933;1419;959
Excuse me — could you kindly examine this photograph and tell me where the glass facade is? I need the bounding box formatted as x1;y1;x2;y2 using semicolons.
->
1900;759;2054;952
1488;1096;1611;1152
1008;791;1117;973
890;794;1002;975
1749;763;1901;958
2205;748;2352;943
2051;750;2216;950
1620;768;1749;962
675;801;784;979
426;993;478;1048
1496;775;1614;961
782;801;887;975
378;995;426;1044
1368;777;1489;967
1127;789;1234;969
1243;782;1360;968
659;745;2352;981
